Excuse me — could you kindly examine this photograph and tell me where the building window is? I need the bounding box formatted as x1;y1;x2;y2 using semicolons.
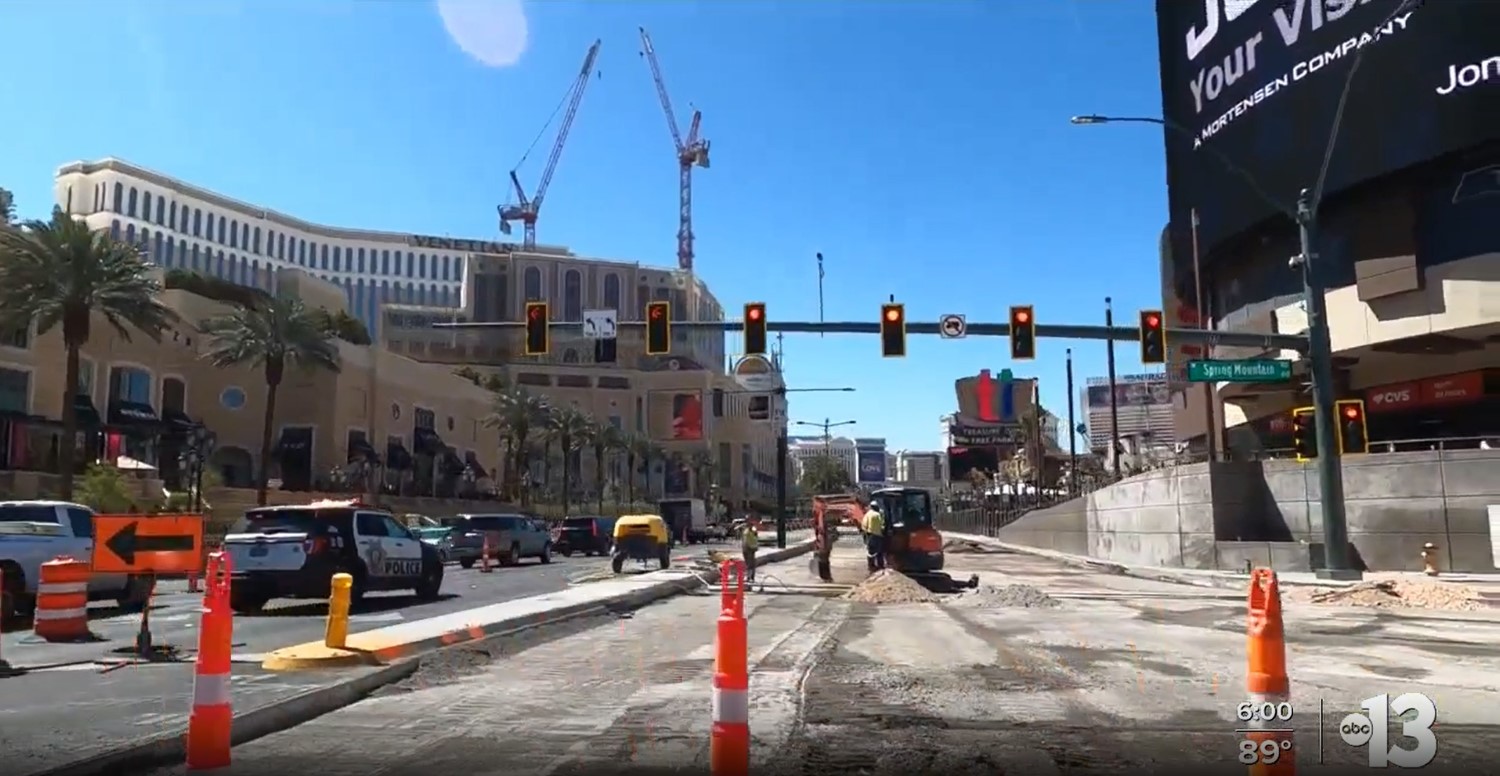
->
524;266;542;301
109;366;152;404
603;274;621;310
141;192;152;222
414;407;436;430
278;233;286;259
253;227;262;255
405;252;415;278
241;223;249;249
112;182;124;213
333;246;342;273
154;196;165;225
563;269;582;321
320;244;329;270
357;248;366;274
0;367;29;414
0;319;29;350
127;187;139;218
220;386;247;410
381;250;390;275
192;209;202;237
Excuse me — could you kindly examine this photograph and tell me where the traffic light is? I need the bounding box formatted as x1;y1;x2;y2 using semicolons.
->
743;302;767;355
646;300;671;355
1336;399;1369;455
1292;407;1317;461
524;301;548;356
879;303;906;358
1139;309;1167;364
1009;305;1035;360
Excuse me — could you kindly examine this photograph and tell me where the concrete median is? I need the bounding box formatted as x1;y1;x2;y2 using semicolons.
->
261;539;816;670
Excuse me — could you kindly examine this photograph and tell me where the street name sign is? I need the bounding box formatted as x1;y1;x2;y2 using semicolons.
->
1187;359;1293;383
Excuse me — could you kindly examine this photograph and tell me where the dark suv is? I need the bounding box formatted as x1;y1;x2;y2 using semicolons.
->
554;516;616;557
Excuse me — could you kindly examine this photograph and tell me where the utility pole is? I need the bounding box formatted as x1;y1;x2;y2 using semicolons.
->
1104;297;1122;479
1066;349;1078;497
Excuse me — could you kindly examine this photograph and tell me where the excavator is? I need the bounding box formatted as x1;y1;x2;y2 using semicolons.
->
810;487;978;592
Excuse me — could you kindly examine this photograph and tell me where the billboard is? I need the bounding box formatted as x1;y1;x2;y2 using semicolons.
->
1086;377;1171;410
648;391;704;441
1159;224;1207;395
857;451;886;484
1157;0;1500;254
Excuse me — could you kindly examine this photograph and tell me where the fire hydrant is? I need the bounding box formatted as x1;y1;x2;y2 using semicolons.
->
1421;542;1439;576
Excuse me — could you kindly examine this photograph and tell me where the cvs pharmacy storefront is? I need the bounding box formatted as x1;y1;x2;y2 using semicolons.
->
1361;370;1498;448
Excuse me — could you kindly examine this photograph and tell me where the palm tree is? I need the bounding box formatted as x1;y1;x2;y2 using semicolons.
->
483;384;549;504
689;450;716;500
0;209;179;498
628;435;665;502
547;407;591;514
0;187;15;226
584;419;620;513
200;294;340;505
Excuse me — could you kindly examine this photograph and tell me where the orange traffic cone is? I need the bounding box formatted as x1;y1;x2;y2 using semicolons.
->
480;532;495;573
187;552;234;770
710;559;749;776
1246;568;1294;775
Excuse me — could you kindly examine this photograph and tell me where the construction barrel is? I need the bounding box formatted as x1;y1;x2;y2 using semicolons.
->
33;556;91;642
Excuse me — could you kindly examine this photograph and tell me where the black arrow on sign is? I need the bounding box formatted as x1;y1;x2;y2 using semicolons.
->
105;521;195;565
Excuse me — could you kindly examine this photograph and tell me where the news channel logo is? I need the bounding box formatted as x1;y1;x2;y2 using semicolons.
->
1336;692;1437;768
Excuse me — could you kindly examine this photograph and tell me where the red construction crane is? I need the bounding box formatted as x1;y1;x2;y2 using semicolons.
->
639;27;710;272
499;39;602;251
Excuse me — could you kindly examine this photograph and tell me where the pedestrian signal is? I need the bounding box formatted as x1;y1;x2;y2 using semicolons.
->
646;301;671;355
1292;407;1317;461
1139;309;1167;364
744;302;767;355
524;302;548;356
1009;306;1035;360
1336;399;1369;455
880;304;906;358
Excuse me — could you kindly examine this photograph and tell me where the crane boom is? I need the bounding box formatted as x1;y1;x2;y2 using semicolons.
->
637;27;709;272
639;27;683;151
498;38;601;250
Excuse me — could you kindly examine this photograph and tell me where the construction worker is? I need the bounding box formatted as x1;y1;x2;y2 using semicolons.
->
741;515;760;582
861;502;886;572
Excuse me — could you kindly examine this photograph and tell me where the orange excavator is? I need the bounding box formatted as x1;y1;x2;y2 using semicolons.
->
811;487;978;591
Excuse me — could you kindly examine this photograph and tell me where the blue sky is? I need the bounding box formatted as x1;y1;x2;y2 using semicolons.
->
0;0;1172;452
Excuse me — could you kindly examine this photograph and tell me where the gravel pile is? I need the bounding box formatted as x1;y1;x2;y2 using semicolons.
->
947;583;1059;609
1301;579;1483;611
843;570;939;604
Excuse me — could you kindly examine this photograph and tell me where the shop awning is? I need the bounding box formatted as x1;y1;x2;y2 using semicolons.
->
74;394;102;428
413;426;446;456
348;435;381;464
463;450;487;478
108;399;161;427
162;407;198;431
273;427;313;458
440;447;465;476
386;439;414;471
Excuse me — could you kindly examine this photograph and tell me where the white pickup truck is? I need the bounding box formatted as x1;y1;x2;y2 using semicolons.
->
0;500;153;621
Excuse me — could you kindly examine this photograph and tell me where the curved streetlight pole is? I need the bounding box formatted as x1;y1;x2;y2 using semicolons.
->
773;387;855;548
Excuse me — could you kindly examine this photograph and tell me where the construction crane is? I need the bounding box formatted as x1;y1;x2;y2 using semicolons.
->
639;27;710;272
499;38;602;251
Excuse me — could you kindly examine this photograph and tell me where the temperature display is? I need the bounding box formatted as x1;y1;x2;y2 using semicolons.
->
1239;737;1294;765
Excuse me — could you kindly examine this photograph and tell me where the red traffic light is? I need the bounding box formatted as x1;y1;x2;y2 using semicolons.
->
1344;406;1360;419
1145;313;1161;328
650;305;663;320
528;305;543;320
1013;309;1030;324
884;308;901;322
747;307;763;321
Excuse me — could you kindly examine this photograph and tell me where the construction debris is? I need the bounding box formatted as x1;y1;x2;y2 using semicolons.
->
1297;579;1483;611
947;583;1059;609
843;570;939;604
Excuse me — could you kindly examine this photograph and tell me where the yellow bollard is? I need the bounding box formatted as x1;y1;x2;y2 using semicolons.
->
325;573;353;649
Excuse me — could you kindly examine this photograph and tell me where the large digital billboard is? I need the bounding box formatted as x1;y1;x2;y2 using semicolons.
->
1157;0;1500;254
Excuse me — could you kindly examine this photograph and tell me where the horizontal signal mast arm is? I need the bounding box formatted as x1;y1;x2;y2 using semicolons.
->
433;319;1309;352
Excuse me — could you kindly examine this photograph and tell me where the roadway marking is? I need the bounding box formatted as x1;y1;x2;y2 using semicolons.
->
349;612;406;623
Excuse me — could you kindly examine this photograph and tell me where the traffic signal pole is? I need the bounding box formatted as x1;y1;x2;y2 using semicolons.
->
1296;188;1357;580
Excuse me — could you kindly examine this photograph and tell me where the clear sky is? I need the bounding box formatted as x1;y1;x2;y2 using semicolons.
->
0;0;1172;452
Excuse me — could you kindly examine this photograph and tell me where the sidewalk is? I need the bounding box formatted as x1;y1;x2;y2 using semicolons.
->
146;542;1500;773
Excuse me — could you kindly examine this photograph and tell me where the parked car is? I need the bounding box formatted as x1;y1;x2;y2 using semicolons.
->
448;513;553;568
553;516;616;557
0;500;154;621
410;526;455;563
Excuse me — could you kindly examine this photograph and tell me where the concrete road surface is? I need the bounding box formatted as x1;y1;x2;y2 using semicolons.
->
156;543;1500;774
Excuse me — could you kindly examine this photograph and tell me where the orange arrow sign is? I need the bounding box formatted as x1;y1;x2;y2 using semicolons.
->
92;514;204;575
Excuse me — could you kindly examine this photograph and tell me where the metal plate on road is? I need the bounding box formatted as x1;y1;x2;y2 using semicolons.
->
582;309;617;340
1187;359;1293;383
939;314;967;339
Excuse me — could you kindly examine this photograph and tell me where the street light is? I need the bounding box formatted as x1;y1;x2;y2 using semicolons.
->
770;388;855;549
177;426;216;512
1069;0;1419;580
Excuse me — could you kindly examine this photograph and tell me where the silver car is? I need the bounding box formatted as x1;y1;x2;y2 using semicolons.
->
449;513;553;568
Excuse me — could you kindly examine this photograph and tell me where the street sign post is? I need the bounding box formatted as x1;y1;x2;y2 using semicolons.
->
1187;359;1293;383
92;514;204;575
939;314;967;339
582;309;617;340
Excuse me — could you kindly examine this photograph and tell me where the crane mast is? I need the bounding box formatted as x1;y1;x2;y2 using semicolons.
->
499;39;602;251
639;27;710;272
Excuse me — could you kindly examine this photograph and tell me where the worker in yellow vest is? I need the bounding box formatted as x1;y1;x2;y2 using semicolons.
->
861;502;886;573
741;516;760;581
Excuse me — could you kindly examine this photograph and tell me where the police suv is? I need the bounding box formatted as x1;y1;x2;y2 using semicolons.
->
222;499;444;614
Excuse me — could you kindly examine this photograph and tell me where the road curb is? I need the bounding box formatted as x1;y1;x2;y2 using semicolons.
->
28;658;419;776
262;540;815;670
943;532;1351;590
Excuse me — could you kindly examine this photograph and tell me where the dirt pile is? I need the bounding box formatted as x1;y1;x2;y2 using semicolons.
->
843;570;939;604
942;538;1003;554
947;583;1059;609
1301;579;1482;611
